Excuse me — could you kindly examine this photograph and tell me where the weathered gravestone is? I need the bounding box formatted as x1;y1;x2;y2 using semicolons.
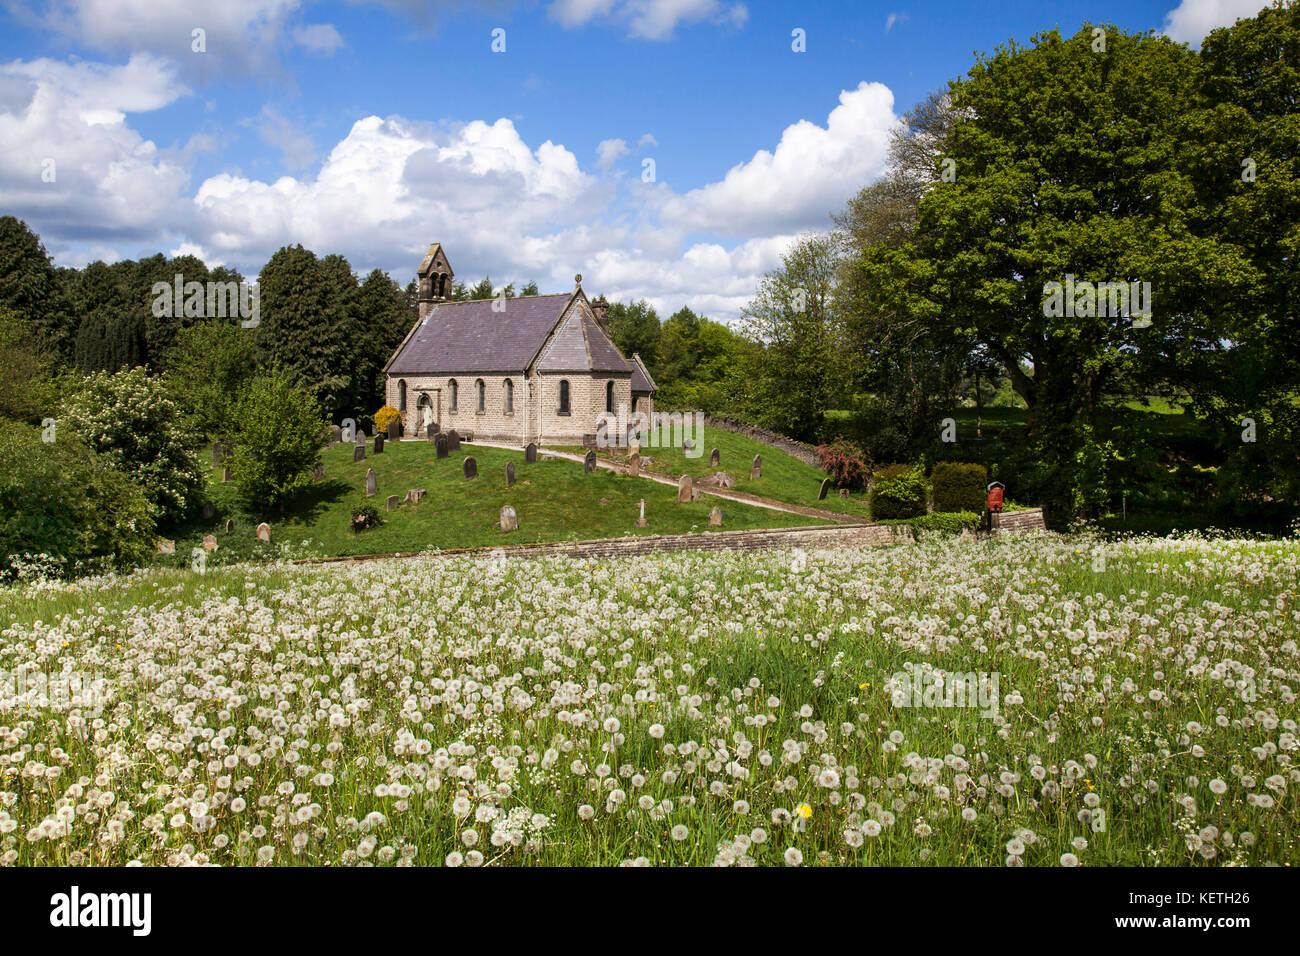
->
202;534;218;552
525;442;537;463
353;444;366;463
387;419;401;441
584;450;597;473
436;434;449;459
636;499;648;528
499;505;518;532
405;488;426;504
463;456;478;479
224;519;234;533
312;461;325;482
709;448;720;468
331;424;342;445
256;522;271;542
505;461;515;487
212;441;224;466
387;495;401;511
222;466;232;482
677;474;693;503
708;506;723;527
374;434;384;455
202;501;215;520
751;454;762;480
157;539;175;555
365;468;377;496
628;455;639;478
448;430;461;452
629;440;641;460
818;477;831;501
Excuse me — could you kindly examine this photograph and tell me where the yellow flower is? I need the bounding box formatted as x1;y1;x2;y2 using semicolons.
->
796;803;812;819
859;682;870;690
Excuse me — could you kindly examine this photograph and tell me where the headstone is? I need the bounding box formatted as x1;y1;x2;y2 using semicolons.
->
636;499;648;528
708;506;723;527
202;534;218;552
332;424;342;445
405;488;426;504
463;456;478;479
224;519;234;533
202;501;215;520
365;468;377;496
357;427;368;441
256;522;271;542
374;434;384;455
387;419;400;440
584;449;597;473
677;474;693;503
505;461;515;487
428;421;439;436
212;441;224;466
387;494;401;511
312;461;325;482
500;505;518;532
628;455;640;478
818;477;831;500
709;448;720;468
436;434;449;459
751;454;762;480
629;440;641;460
222;466;232;482
353;444;366;463
157;539;175;555
525;442;538;463
448;430;461;452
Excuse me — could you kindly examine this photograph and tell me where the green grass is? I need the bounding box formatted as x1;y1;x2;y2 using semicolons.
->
156;439;825;566
553;426;872;518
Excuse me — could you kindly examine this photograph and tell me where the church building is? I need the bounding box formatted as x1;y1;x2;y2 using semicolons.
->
383;243;656;445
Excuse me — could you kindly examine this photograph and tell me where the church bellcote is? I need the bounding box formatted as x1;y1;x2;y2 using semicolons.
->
417;242;454;319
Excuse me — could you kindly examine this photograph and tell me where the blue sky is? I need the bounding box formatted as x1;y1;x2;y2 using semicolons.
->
0;0;1276;320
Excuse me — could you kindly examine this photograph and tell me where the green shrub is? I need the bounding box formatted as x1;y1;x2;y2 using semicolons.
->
0;424;156;579
931;461;988;513
351;504;380;532
870;463;928;519
228;368;329;514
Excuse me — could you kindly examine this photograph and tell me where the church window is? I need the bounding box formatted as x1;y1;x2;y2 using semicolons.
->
398;379;407;412
505;379;514;414
476;379;485;413
558;380;571;415
449;379;458;412
606;380;615;414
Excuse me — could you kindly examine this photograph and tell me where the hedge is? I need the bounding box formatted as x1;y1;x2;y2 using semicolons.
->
870;463;928;520
931;461;988;513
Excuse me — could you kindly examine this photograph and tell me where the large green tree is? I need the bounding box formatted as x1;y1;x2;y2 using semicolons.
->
0;216;75;361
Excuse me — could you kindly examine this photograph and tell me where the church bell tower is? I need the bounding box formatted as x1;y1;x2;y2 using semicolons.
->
416;242;454;319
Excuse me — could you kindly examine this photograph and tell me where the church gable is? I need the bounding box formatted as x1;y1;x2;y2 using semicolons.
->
535;298;632;374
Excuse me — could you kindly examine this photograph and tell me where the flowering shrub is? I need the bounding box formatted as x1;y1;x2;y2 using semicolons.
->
815;436;872;490
0;532;1295;866
59;367;204;525
374;406;401;435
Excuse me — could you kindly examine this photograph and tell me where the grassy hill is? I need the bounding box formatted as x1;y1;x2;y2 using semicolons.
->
555;425;873;519
155;438;826;567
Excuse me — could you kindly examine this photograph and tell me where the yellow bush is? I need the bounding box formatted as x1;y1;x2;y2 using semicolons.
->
374;405;401;434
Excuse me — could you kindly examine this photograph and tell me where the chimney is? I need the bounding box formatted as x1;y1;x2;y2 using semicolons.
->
591;294;610;334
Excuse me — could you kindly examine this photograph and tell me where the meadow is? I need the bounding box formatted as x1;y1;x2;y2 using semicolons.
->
0;530;1296;867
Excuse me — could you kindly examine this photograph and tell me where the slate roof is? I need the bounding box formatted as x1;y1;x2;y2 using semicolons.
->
386;294;571;374
535;303;632;374
630;352;657;394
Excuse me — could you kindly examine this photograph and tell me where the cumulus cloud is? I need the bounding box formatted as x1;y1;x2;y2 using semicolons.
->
1163;0;1273;45
596;138;629;169
292;23;344;54
247;105;317;171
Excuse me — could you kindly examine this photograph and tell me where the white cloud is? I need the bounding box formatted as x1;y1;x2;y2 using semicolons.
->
885;12;907;33
638;132;658;147
1163;0;1272;45
656;81;896;236
292;23;344;55
247;105;317;171
548;0;747;39
596;137;629;168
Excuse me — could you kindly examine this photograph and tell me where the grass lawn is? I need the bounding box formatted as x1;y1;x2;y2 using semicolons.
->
157;438;826;566
553;426;873;519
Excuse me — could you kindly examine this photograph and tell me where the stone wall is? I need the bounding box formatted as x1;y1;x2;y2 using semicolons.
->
701;414;821;467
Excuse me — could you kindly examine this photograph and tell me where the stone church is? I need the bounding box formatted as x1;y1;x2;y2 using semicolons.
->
384;243;656;445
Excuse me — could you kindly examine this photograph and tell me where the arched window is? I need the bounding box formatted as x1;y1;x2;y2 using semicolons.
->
606;380;615;414
632;396;639;413
476;379;485;413
398;379;407;412
449;379;458;412
558;380;571;415
505;379;514;414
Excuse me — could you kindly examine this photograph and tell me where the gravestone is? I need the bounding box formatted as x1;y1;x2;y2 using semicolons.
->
202;534;218;552
365;468;377;496
331;424;342;445
463;456;478;479
751;454;762;480
500;505;518;532
628;454;639;478
505;461;515;487
629;440;641;460
157;539;175;555
222;466;232;482
357;427;368;441
353;444;366;463
256;522;271;542
448;430;461;452
427;422;439;436
224;519;234;533
677;474;693;503
202;501;215;520
636;499;648;528
709;448;720;468
212;441;224;466
387;419;400;441
312;461;325;482
405;488;426;504
436;434;449;459
525;442;537;463
387;495;401;511
584;450;597;473
818;477;831;500
708;506;723;527
374;434;384;455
